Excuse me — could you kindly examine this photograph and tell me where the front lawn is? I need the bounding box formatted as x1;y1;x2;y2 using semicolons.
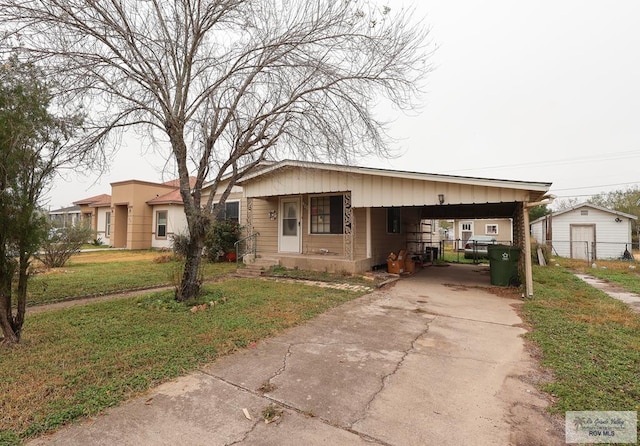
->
27;250;237;305
0;279;365;444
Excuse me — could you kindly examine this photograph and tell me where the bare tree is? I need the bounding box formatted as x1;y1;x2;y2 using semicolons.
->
0;0;432;301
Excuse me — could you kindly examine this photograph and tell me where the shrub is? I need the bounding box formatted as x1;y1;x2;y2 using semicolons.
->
36;224;94;267
171;233;190;258
204;220;242;262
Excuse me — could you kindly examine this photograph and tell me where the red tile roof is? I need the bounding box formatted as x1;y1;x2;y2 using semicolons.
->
73;194;112;207
147;189;184;205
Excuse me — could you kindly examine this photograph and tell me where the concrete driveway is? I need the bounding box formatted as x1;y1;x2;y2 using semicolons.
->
30;263;563;446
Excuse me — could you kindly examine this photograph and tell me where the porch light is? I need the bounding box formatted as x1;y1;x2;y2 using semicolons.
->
438;194;445;205
269;210;277;220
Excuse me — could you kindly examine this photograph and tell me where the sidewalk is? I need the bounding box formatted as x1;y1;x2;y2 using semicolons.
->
29;264;563;445
575;273;640;313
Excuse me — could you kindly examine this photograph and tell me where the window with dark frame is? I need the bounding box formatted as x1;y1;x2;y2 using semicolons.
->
387;207;401;234
214;201;240;223
310;195;344;234
156;211;167;238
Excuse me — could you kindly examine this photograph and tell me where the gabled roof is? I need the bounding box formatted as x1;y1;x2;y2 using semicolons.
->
237;159;552;191
73;194;112;207
537;203;638;222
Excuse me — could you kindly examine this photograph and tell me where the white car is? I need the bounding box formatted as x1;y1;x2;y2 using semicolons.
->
464;236;497;259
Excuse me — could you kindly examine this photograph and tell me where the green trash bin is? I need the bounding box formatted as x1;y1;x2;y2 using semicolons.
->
488;245;521;286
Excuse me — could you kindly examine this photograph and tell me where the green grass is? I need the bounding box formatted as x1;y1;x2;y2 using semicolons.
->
26;251;237;305
0;279;364;443
439;249;488;264
523;265;640;416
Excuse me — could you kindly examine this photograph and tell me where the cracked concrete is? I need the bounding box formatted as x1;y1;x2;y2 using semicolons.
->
29;263;563;446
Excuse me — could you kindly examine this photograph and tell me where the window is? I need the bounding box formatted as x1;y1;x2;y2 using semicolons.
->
461;222;472;231
105;212;111;237
310;195;343;234
214;201;240;223
387;207;401;234
485;224;498;235
156;211;167;238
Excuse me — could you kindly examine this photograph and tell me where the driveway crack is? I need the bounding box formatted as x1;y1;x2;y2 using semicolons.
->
350;317;435;428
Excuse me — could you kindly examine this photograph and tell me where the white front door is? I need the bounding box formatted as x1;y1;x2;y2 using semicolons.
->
279;197;301;253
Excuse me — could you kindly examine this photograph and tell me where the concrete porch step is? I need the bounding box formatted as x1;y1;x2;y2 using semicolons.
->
235;257;279;278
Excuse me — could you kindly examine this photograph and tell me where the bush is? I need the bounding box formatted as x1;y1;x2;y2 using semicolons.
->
171;233;190;258
36;224;94;267
204;220;242;262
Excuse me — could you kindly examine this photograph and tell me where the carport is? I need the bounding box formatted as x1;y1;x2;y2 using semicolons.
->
237;161;552;296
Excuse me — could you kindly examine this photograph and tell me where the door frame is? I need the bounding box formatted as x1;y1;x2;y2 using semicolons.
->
570;223;596;260
278;196;302;253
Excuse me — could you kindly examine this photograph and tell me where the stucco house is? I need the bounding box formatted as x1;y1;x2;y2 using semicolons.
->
72;178;242;250
530;203;637;260
73;194;112;245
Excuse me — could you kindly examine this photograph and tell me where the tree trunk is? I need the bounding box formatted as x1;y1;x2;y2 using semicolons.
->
176;227;205;302
0;252;19;344
0;290;18;345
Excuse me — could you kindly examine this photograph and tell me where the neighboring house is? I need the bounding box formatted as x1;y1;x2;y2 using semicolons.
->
530;203;637;260
47;205;82;228
72;177;242;250
146;183;244;250
73;194;112;245
453;218;513;249
235;160;550;274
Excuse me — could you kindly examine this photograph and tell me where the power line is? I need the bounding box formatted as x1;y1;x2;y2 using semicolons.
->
444;150;640;174
551;181;640;192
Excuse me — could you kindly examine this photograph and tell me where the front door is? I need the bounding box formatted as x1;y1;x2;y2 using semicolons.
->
279;197;301;253
571;224;595;260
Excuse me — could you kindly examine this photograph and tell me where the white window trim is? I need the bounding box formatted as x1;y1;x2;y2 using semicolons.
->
156;210;168;239
485;224;498;235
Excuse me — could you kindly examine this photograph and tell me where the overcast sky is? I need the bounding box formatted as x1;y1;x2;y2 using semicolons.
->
47;0;640;209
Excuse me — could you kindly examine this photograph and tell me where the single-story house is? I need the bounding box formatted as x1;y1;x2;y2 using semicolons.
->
452;218;513;249
72;178;243;250
235;160;550;280
530;203;637;260
47;205;82;228
69;160;552;295
73;194;112;245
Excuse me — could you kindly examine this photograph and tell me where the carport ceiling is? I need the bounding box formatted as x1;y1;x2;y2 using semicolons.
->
420;202;520;220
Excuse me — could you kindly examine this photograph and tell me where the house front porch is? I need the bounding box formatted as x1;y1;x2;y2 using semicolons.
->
244;252;374;275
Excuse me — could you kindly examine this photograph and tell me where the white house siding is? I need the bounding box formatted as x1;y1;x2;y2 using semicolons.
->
151;205;188;249
544;207;633;259
530;218;545;245
95;207;111;246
